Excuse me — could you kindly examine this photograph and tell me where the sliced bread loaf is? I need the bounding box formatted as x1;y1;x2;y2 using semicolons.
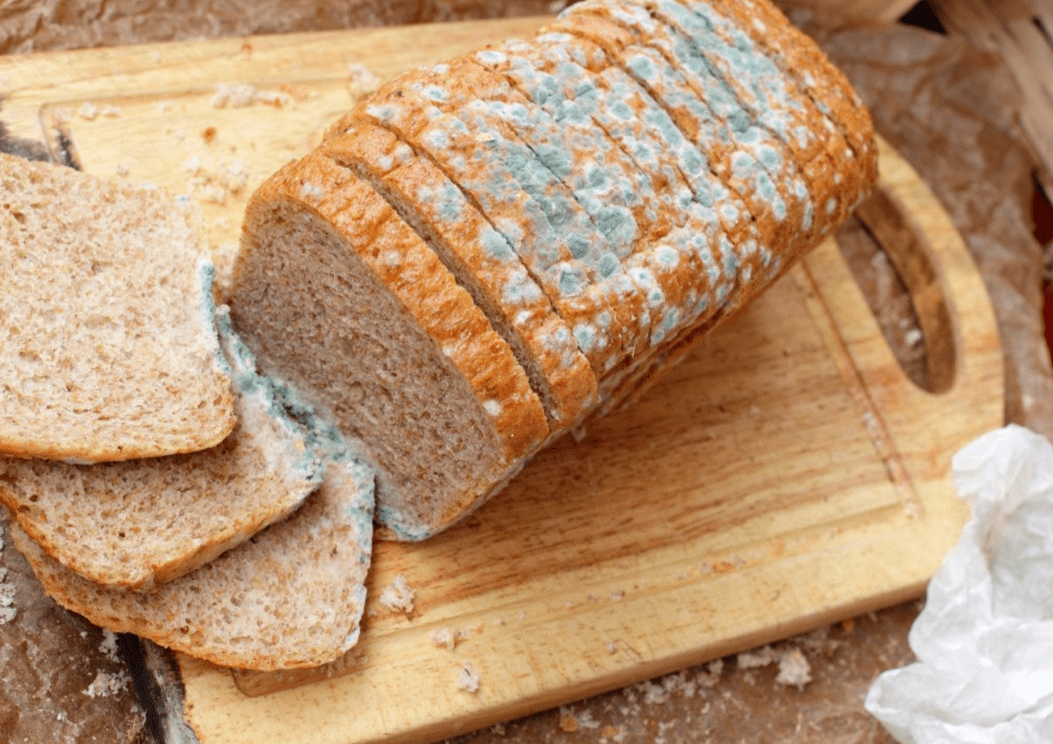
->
9;441;375;671
230;154;548;539
0;153;235;462
0;307;323;592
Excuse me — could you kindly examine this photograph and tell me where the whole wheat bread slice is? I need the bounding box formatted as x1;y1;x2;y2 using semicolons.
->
0;307;323;592
9;429;375;671
0;153;235;462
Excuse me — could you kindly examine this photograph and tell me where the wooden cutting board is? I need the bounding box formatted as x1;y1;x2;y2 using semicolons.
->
0;17;1003;744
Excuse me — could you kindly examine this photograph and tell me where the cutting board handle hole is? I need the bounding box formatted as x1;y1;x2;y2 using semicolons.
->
836;187;956;394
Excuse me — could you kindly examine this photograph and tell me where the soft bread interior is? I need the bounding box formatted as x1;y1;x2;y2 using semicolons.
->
231;198;507;538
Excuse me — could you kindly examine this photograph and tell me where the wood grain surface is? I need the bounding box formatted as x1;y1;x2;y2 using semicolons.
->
0;18;1003;744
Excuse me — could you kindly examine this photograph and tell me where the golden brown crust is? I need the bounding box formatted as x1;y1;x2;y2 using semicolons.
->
339;62;650;376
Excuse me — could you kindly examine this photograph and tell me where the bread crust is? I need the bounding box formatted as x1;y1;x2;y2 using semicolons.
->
339;66;649;376
707;0;878;209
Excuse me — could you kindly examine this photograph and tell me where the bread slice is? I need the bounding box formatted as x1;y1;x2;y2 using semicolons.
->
0;153;235;462
230;154;548;539
557;1;804;247
320;123;597;431
9;440;375;671
0;307;323;592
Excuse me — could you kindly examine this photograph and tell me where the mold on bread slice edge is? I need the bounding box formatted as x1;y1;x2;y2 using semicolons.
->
6;364;376;670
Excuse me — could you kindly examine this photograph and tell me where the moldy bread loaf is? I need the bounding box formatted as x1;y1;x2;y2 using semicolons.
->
230;0;877;541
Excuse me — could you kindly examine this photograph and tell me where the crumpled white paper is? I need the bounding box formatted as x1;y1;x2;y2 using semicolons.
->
865;424;1053;743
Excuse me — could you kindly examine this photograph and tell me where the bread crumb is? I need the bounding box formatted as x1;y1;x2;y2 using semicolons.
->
211;84;290;109
101;105;122;118
431;627;456;650
0;531;15;625
577;709;601;729
558;709;579;732
182;156;201;174
78;102;99;120
115;163;130;176
99;630;120;663
609;590;624;602
456;661;479;693
202;126;217;144
379;573;415;614
775;648;812;690
489;722;506;735
737;645;778;669
696;659;723;688
211;83;256;108
606;640;618;655
217;159;248;194
83;670;128;698
634;679;669;705
347;62;381;100
157;100;173;113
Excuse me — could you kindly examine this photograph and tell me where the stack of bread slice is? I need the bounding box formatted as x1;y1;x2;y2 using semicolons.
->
0;154;374;670
232;0;877;543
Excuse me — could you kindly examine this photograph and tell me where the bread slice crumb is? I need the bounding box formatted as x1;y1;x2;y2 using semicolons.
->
379;573;415;614
456;661;479;693
83;669;128;698
0;559;14;624
775;648;812;690
431;627;456;650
